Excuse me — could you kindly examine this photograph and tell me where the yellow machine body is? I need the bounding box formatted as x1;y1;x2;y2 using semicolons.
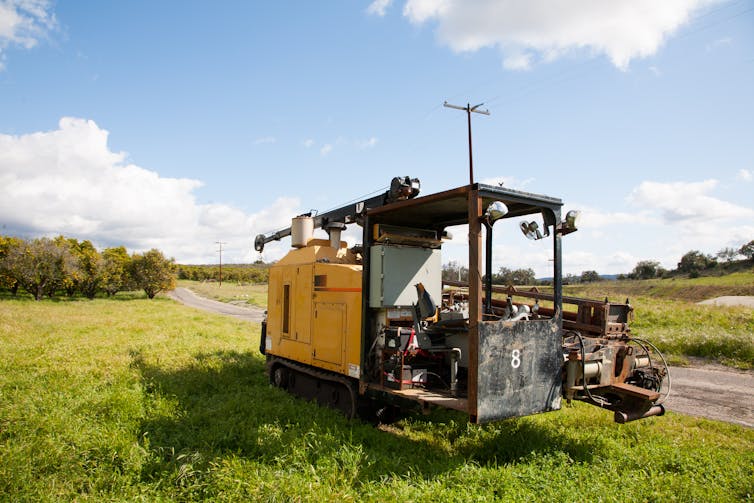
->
265;239;363;377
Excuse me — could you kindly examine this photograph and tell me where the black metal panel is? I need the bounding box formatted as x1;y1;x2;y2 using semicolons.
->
475;319;562;423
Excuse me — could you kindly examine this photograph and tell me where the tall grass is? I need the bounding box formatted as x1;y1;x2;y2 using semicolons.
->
1;296;753;501
563;273;754;368
564;270;754;303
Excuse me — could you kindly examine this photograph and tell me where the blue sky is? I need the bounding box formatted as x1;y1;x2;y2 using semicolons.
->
1;0;752;275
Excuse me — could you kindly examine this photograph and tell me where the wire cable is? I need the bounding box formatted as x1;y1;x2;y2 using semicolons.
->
629;337;672;405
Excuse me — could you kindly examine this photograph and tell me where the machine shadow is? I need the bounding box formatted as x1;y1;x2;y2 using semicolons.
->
130;349;601;484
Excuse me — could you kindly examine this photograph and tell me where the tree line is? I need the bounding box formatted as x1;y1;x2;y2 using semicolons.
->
442;260;539;286
626;240;754;280
0;235;176;300
176;263;269;284
441;239;754;286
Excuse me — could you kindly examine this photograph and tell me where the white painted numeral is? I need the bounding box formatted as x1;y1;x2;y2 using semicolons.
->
511;349;521;369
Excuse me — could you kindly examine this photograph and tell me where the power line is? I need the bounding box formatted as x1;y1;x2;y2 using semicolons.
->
443;101;490;185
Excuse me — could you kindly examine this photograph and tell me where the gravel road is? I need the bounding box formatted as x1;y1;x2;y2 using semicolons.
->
167;287;266;322
665;364;754;428
697;296;754;308
167;288;754;427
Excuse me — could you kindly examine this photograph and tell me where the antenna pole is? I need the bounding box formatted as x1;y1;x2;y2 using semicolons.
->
444;101;490;185
215;241;227;287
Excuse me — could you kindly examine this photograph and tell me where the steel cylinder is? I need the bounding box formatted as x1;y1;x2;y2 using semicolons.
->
291;216;314;248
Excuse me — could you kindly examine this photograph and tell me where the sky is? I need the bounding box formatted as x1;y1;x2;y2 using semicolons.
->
0;0;752;276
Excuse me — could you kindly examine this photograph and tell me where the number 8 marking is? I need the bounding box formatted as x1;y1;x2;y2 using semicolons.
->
511;349;521;369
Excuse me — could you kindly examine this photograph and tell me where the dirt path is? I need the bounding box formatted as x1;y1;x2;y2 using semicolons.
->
167;287;753;427
697;296;754;308
167;287;266;322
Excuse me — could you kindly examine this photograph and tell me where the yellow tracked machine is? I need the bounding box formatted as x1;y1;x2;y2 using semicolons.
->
254;177;669;424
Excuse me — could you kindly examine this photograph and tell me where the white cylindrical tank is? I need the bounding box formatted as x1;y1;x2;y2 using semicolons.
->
290;216;314;248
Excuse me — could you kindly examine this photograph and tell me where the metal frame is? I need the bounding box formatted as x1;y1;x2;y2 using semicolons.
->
360;183;564;421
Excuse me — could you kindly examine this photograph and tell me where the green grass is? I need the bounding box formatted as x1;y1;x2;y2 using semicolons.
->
564;270;754;303
177;279;267;307
561;273;754;369
2;296;754;501
629;296;754;368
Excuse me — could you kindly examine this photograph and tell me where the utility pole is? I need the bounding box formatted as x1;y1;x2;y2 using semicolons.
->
215;241;226;287
443;101;490;185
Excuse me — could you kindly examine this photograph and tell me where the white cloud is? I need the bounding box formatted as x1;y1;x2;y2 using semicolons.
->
0;0;56;70
252;136;276;145
706;36;732;52
625;179;754;264
367;0;393;17
479;175;534;190
303;136;378;153
737;169;752;182
576;205;657;230
357;137;379;149
502;52;532;70
401;0;718;70
628;179;754;223
0;117;302;263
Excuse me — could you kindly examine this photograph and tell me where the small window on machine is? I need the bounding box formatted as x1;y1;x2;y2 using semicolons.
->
282;284;291;334
314;275;327;287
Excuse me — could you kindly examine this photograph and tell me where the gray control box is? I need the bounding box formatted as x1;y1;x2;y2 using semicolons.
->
369;245;441;308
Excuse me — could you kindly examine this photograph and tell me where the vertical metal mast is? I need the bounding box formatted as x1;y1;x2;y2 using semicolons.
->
443;101;490;185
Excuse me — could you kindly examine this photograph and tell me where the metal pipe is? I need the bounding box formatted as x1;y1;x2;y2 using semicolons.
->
633;356;650;368
450;348;461;393
484;223;493;315
614;405;665;424
552;209;563;323
583;361;602;380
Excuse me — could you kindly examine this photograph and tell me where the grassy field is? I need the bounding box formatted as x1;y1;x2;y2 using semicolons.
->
2;294;753;501
562;272;754;368
181;270;754;368
563;270;754;303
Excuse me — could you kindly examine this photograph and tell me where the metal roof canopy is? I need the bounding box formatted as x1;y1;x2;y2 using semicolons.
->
366;183;563;228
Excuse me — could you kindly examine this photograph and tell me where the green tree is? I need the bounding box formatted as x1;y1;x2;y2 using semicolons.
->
510;268;536;285
442;261;469;283
716;247;740;263
740;240;754;261
677;250;716;276
101;246;131;296
61;238;104;299
129;249;176;299
630;260;664;280
494;266;536;285
563;273;579;285
0;236;23;294
5;237;73;300
52;236;85;296
580;270;602;283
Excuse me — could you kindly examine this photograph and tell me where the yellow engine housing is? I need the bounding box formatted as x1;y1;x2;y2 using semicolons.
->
265;239;362;378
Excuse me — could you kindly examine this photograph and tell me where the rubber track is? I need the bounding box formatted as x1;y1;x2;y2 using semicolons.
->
268;356;358;418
